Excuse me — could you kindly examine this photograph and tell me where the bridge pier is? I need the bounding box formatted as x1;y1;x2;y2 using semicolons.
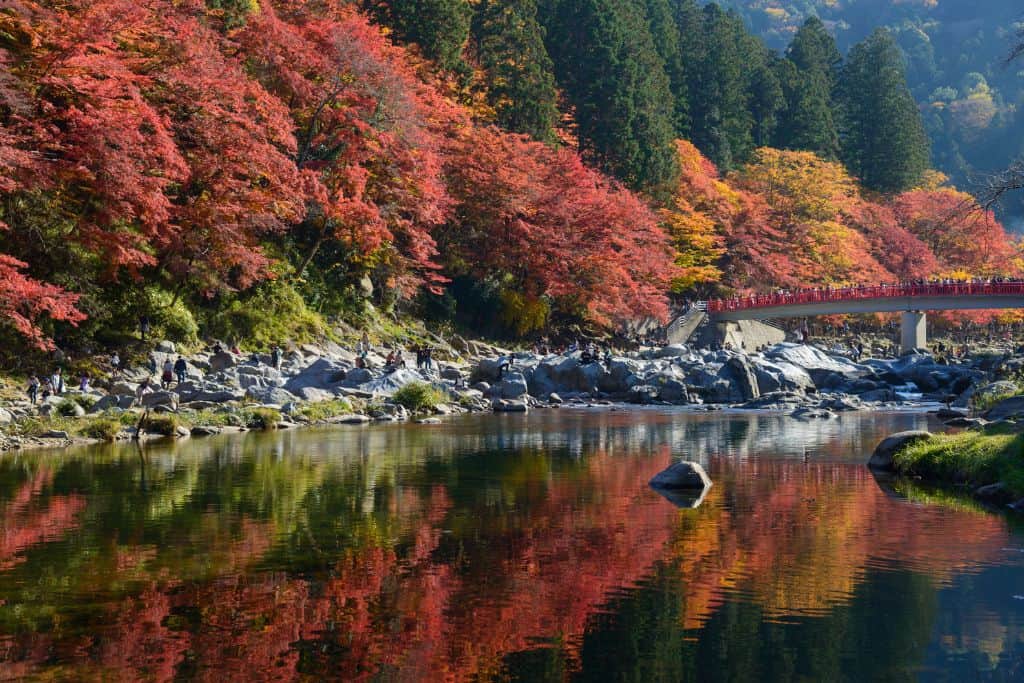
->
900;311;926;354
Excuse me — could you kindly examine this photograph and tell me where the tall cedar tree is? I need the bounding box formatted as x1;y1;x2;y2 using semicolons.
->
682;5;762;171
472;0;559;142
775;17;841;158
363;0;472;72
544;0;678;194
838;29;930;193
644;0;687;134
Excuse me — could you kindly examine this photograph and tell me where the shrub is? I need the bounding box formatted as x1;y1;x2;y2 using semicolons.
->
71;394;96;410
145;286;199;346
56;399;82;417
242;407;281;430
144;414;181;436
81;418;122;441
392;382;445;413
204;280;325;349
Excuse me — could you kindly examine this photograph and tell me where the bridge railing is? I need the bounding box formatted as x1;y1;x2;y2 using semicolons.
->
706;282;1024;313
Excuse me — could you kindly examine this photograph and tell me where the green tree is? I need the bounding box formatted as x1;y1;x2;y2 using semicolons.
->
682;5;760;170
544;0;679;193
645;0;687;134
838;29;931;193
472;0;559;141
363;0;472;72
775;17;841;158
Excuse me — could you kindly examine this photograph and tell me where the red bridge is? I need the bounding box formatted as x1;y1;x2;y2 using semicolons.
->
700;282;1024;352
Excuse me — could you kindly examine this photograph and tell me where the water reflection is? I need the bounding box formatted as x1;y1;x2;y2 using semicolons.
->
0;410;1020;680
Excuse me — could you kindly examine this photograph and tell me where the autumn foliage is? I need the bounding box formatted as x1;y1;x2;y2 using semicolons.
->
0;0;672;347
663;143;1022;295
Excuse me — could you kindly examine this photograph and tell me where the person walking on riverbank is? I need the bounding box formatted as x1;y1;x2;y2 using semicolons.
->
161;359;174;389
271;345;282;372
110;352;121;379
174;356;187;385
27;374;39;405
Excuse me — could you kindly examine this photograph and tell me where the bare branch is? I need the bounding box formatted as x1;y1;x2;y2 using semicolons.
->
977;160;1024;211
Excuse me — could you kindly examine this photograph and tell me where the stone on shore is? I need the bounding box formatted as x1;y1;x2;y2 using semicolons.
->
868;431;934;471
984;396;1024;421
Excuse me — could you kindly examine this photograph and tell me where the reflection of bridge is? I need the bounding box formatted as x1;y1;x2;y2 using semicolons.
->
704;283;1024;353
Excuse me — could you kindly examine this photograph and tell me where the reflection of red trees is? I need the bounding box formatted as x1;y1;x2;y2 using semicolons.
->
0;469;85;570
0;455;1015;680
672;460;1009;629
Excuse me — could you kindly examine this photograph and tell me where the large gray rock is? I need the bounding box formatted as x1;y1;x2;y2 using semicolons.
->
141;391;177;408
649;461;713;490
360;368;428;395
727;356;760;401
186;389;243;403
109;381;139;396
295;387;335;403
284;358;347;393
493;399;528;413
0;407;13;425
157;340;176;353
868;430;934;471
750;357;814;394
209;351;236;372
984;395;1024;421
495;372;529;399
344;367;373;385
764;343;869;386
248;387;297;405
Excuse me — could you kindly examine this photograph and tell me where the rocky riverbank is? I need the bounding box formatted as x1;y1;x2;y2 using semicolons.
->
0;335;1017;453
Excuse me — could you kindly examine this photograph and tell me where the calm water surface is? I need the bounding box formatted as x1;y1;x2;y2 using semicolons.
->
0;409;1023;681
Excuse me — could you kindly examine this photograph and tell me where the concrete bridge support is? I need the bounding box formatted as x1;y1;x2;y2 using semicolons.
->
901;311;926;354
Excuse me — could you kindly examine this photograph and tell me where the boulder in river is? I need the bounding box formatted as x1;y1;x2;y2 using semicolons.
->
868;431;934;471
649;461;713;490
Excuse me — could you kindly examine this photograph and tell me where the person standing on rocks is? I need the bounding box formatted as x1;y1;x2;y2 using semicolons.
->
79;373;90;392
110;352;121;379
161;358;174;389
271;345;282;371
139;315;150;342
174;356;188;385
148;353;158;375
135;377;152;406
27;374;39;405
51;368;64;396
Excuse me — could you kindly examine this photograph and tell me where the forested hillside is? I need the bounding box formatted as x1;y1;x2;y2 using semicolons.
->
0;0;1019;359
711;0;1024;224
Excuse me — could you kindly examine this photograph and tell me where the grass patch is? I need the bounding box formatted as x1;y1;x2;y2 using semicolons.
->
297;399;353;422
894;430;1024;497
392;382;445;413
80;417;123;441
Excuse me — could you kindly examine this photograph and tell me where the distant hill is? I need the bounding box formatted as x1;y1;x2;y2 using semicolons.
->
711;0;1024;225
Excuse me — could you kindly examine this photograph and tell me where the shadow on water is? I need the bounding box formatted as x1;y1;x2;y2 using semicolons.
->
0;409;1022;680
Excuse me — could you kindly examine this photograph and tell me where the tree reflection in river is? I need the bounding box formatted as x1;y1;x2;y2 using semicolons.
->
0;410;1019;680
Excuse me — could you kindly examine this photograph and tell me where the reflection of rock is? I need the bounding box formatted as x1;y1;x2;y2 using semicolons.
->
649;461;712;490
868;430;933;471
652;484;711;509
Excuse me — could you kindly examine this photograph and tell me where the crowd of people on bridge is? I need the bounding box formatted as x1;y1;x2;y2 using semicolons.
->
709;276;1024;313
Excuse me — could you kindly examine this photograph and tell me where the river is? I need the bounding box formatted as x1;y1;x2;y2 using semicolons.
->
0;409;1022;681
